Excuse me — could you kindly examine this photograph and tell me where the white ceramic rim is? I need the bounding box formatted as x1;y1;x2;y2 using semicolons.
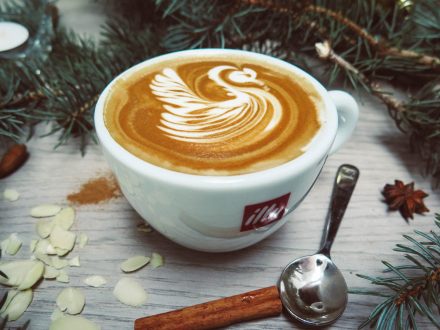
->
94;49;338;190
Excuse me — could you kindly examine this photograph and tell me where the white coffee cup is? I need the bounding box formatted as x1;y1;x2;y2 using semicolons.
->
94;49;358;252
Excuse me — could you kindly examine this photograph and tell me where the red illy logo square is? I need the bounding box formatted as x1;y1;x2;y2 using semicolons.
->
240;193;291;232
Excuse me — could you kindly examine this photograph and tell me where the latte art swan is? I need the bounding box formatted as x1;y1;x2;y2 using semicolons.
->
150;66;282;143
104;58;321;175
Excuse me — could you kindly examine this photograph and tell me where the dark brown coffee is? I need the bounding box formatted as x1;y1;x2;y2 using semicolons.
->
104;54;322;175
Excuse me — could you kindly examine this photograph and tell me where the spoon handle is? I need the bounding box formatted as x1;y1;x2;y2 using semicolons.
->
318;164;359;256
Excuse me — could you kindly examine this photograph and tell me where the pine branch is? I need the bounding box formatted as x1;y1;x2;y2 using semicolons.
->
0;64;40;141
315;40;440;185
404;80;440;186
239;0;440;69
159;0;269;51
1;0;144;151
100;0;165;67
305;4;440;68
0;102;28;141
314;40;406;113
33;42;115;151
352;214;440;329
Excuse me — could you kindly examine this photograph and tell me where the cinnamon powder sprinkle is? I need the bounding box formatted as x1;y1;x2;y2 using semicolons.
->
67;175;121;205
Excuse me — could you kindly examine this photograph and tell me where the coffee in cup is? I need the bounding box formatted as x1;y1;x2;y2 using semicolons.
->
104;54;322;175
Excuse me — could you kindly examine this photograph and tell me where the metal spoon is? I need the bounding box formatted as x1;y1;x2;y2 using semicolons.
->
278;164;359;327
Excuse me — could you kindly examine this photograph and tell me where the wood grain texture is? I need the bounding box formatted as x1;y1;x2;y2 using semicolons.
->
0;1;439;329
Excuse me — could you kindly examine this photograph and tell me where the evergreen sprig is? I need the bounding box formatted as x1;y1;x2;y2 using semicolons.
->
352;214;440;329
0;0;439;182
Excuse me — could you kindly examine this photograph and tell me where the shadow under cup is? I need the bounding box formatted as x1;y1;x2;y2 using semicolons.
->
94;49;357;252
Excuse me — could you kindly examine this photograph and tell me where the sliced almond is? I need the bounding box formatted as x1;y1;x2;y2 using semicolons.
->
68;256;80;267
56;270;69;283
0;237;7;252
56;287;85;315
78;233;88;248
36;219;54;238
1;233;22;255
84;275;107;288
0;260;44;289
44;266;60;279
55;247;70;257
0;289;33;321
0;290;19;314
30;204;61;218
150;252;164;269
120;256;150;273
53;207;75;230
34;239;51;255
50;225;76;251
7;233;22;255
34;252;53;266
46;244;58;255
51;256;69;270
51;308;65;321
30;239;37;253
49;315;100;330
113;278;147;307
3;189;20;202
17;261;44;290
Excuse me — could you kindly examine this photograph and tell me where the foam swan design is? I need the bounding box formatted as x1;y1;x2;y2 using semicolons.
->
150;65;282;143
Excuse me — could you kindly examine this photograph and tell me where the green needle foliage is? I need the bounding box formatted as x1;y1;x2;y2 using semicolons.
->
0;0;439;181
0;0;164;153
352;213;440;329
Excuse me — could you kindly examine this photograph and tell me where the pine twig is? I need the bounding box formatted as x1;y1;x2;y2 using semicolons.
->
394;267;440;306
306;5;440;68
240;0;440;68
7;91;46;108
315;40;406;113
352;214;440;329
307;5;379;48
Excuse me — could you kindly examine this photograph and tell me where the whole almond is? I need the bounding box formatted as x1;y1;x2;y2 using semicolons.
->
0;144;29;179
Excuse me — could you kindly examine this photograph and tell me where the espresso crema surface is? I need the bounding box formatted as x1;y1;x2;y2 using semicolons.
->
104;55;322;175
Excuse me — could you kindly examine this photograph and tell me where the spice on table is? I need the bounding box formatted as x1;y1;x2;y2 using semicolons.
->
67;175;121;205
382;180;429;220
0;144;29;179
134;286;282;330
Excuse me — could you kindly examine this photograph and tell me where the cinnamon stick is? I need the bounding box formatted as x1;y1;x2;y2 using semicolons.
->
134;286;282;330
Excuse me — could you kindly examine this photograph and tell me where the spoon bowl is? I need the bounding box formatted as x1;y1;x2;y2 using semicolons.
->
278;254;347;326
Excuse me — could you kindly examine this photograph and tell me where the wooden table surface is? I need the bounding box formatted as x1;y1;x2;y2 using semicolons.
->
1;1;439;329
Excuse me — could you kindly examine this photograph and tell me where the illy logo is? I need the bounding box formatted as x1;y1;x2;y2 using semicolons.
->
240;193;291;232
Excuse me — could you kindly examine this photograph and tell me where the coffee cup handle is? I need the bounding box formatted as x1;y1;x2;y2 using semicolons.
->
328;90;359;155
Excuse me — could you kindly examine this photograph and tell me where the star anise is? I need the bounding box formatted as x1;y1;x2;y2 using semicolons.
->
382;180;429;220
